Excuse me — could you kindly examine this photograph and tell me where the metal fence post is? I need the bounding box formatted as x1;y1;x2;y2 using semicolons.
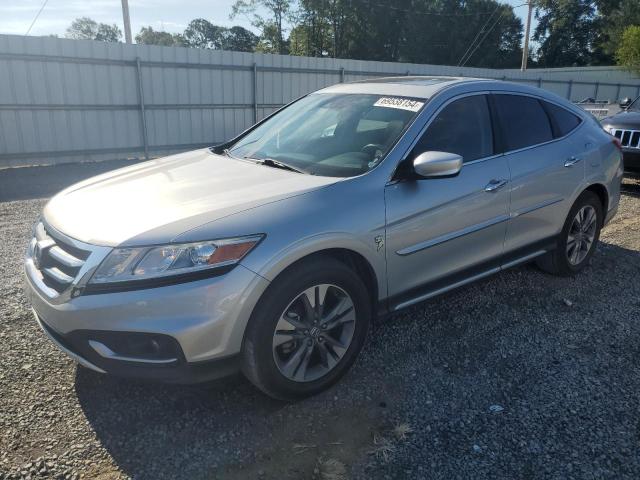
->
615;83;621;101
537;77;542;88
567;80;573;100
252;62;258;123
135;57;149;160
340;67;345;83
593;82;600;100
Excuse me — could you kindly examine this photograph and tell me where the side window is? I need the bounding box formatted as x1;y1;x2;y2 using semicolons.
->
542;101;582;137
412;95;493;163
493;94;553;151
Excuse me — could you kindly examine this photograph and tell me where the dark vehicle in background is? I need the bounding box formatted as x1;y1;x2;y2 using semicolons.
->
602;96;640;174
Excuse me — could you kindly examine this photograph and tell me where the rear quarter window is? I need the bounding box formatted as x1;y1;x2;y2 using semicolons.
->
542;101;582;137
493;94;553;151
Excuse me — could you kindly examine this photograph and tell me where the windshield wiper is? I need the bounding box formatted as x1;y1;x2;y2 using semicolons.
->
247;157;306;174
222;148;237;158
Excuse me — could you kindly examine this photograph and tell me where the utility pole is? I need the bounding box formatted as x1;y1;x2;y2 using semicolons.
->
521;0;533;71
121;0;132;44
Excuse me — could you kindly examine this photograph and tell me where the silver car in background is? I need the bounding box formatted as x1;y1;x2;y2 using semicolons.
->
24;77;623;400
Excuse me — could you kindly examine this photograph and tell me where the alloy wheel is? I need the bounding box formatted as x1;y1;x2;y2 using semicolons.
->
272;284;356;382
566;205;597;266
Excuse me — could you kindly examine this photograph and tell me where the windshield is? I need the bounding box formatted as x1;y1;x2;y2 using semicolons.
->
227;93;424;177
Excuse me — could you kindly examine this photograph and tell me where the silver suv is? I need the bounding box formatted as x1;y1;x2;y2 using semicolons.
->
25;77;623;400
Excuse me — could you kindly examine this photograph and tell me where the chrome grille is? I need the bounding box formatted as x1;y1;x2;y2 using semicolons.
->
28;222;90;295
611;128;640;149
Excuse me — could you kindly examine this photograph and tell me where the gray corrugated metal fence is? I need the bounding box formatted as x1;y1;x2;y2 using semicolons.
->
1;33;640;168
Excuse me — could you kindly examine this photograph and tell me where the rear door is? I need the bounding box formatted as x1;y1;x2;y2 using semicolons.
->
492;94;585;261
385;94;511;307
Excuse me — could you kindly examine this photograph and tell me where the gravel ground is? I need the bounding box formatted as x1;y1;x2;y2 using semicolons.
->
1;175;639;480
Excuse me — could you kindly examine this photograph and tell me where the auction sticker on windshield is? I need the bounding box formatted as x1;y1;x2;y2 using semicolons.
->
373;97;424;112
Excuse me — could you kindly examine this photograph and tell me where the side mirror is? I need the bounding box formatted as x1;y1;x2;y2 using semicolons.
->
413;151;463;178
620;97;632;109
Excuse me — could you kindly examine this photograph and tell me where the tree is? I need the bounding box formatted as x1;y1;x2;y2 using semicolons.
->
231;0;291;54
394;0;523;67
533;0;606;66
135;27;186;46
290;0;333;57
183;18;227;49
616;25;640;74
288;0;522;67
598;0;640;59
223;26;259;51
254;22;289;53
182;20;258;51
289;24;311;56
65;17;122;42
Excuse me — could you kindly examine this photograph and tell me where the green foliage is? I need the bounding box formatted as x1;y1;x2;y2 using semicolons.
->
616;25;640;74
183;19;228;49
65;17;122;42
182;19;258;51
533;0;640;67
290;0;334;57
231;0;291;54
225;26;259;52
285;0;522;67
254;22;289;53
534;0;594;66
135;27;186;47
62;1;637;70
288;25;312;56
599;0;640;59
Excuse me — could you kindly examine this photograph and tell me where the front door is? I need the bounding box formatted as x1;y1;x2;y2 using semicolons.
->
385;94;511;309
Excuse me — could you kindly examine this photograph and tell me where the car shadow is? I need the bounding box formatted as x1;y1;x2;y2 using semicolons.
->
621;178;640;198
74;367;288;478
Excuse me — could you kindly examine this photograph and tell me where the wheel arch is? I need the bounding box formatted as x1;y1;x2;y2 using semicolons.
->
252;242;383;316
306;248;379;314
584;182;609;215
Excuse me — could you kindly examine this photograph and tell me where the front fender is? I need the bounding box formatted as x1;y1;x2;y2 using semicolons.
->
243;232;386;301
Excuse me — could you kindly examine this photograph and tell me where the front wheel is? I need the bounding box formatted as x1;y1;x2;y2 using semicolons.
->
536;190;603;276
241;256;371;401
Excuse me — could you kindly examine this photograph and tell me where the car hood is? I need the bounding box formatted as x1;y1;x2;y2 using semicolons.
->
44;149;341;246
602;110;640;128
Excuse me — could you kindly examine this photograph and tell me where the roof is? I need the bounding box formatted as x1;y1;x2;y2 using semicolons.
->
351;76;466;85
318;76;488;99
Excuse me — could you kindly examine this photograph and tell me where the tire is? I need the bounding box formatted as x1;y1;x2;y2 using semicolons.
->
536;190;603;276
241;256;371;401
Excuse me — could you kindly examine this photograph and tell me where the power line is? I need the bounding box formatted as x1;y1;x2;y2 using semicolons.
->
460;10;507;66
457;3;503;66
25;0;50;36
457;2;528;66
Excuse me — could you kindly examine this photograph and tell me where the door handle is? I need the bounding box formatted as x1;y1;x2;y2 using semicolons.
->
564;156;582;167
484;179;508;192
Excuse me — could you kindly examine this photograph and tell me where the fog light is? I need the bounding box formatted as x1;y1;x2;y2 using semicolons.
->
87;331;182;363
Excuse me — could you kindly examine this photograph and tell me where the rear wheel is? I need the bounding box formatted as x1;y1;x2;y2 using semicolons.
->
536;190;603;276
241;256;371;401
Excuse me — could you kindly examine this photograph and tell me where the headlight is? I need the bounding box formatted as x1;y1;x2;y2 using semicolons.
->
88;235;263;285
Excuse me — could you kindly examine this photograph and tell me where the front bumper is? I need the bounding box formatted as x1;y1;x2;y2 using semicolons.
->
33;310;241;382
25;263;270;383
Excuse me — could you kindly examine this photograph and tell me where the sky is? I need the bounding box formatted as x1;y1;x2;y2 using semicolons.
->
0;0;535;47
